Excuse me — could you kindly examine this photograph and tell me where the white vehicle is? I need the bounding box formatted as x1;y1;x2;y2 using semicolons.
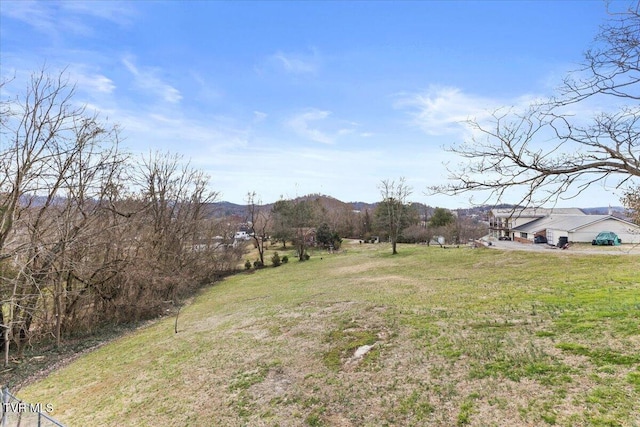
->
234;231;252;241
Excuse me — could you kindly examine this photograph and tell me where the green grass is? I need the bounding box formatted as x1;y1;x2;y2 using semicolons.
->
322;316;380;371
17;242;640;426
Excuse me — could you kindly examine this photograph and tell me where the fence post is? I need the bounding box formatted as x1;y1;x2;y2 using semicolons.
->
1;386;7;427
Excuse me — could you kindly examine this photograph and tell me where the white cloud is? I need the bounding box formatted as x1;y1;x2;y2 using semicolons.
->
274;53;315;73
122;57;182;103
1;0;135;38
70;67;116;94
394;86;600;141
267;49;320;75
60;1;136;26
286;109;334;144
337;128;355;136
189;71;223;101
395;86;501;136
395;85;618;151
284;109;372;145
2;1;58;37
253;111;268;123
120;112;248;154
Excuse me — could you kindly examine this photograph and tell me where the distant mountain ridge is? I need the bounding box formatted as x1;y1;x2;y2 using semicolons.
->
16;193;628;220
581;206;627;215
207;195;381;218
209;196;628;220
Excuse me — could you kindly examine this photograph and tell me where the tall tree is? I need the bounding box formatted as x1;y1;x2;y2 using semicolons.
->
361;209;373;238
269;197;317;259
375;178;413;254
433;4;640;207
270;199;294;248
246;191;270;266
315;222;342;250
290;199;317;261
429;207;455;227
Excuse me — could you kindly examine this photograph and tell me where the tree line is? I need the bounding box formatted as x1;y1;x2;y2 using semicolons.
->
0;70;244;365
244;182;486;262
373;178;485;254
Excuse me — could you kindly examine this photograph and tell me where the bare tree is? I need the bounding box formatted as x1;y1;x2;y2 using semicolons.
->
246;191;270;266
0;69;83;257
290;199;317;261
623;185;640;224
376;178;413;254
0;68;126;357
433;4;640;207
0;69;236;366
133;151;219;300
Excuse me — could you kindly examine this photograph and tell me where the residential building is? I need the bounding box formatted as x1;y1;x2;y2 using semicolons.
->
489;208;639;245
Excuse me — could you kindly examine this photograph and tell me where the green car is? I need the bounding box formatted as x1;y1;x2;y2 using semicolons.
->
592;231;622;246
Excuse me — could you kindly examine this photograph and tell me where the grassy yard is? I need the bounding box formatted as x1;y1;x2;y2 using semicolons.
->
18;241;640;426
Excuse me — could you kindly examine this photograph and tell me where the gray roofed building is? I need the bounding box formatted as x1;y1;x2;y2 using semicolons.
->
489;207;585;240
510;214;639;245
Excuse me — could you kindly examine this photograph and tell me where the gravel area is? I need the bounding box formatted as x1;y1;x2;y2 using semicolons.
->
483;238;640;255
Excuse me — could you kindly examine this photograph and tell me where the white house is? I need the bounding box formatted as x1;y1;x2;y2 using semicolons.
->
489;208;639;245
489;208;584;240
512;214;639;245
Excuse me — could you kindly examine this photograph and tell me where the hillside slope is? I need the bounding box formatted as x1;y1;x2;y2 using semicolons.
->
19;242;640;426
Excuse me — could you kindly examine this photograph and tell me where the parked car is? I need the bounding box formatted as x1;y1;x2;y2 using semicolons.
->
592;231;622;246
534;235;547;244
498;236;511;241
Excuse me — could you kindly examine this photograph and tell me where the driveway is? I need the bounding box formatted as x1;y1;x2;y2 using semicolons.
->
484;238;640;255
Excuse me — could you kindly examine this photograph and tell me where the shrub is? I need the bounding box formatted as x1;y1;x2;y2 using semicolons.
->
253;260;264;269
271;252;281;267
333;236;342;250
303;252;311;261
282;255;289;264
244;260;252;270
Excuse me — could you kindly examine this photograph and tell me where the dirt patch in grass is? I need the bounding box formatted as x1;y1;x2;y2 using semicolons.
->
329;259;395;277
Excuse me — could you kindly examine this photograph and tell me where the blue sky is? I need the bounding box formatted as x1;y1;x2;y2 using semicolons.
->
0;1;628;207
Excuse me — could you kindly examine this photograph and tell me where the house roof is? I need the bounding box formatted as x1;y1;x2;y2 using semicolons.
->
511;214;638;234
490;207;585;218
